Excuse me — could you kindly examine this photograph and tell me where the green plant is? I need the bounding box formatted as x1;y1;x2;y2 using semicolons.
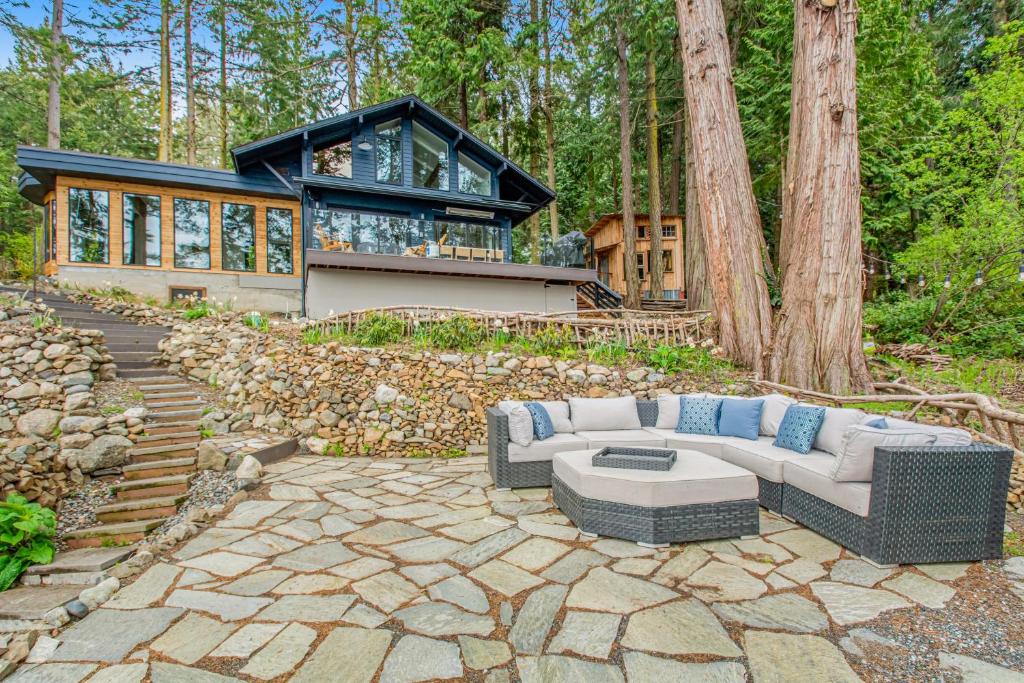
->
199;427;215;438
406;447;432;458
100;404;124;416
352;312;406;346
513;322;577;358
31;312;61;329
0;494;57;591
1005;531;1024;558
324;442;346;457
438;447;468;459
645;345;731;377
362;443;373;454
586;339;629;366
426;314;486;350
182;300;210;320
243;311;269;332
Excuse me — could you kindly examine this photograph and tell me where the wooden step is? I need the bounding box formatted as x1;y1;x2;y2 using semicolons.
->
96;494;186;524
137;383;191;393
148;408;203;422
143;392;197;403
114;473;193;500
143;421;201;435
122;459;197;482
64;519;166;549
147;400;204;411
127;375;179;384
134;431;200;449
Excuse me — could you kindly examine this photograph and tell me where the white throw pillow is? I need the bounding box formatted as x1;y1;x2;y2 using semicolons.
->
497;400;572;434
884;418;973;446
758;394;797;436
831;425;936;482
814;407;867;456
497;401;534;447
655;393;706;429
570;396;642;432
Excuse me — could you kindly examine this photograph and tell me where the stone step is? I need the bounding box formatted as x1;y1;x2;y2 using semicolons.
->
122;459;196;482
95;494;186;524
147;400;204;411
135;431;200;448
0;585;84;620
114;474;194;501
64;519;166;549
24;547;134;576
147;408;203;422
143;421;201;436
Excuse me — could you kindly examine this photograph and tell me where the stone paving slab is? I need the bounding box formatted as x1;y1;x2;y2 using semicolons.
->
25;548;133;575
50;608;183;662
0;587;82;620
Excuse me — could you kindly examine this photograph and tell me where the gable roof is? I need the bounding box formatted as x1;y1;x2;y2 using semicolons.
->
231;94;555;208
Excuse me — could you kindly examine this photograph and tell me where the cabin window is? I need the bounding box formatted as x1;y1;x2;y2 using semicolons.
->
43;201;51;262
637;225;647;239
173;198;211;269
266;208;293;274
458;153;491;196
68;188;109;264
662;224;676;238
412;122;448;191
123;193;161;266
627;252;646;280
221;202;256;272
313;139;352;178
662;249;674;273
49;199;57;261
375;119;403;184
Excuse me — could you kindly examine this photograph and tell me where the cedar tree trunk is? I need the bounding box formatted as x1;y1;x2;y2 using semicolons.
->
47;0;63;149
159;0;173;162
184;0;196;164
616;22;641;309
683;103;712;311
645;52;664;300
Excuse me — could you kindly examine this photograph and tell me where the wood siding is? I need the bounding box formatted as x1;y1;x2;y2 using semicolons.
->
587;215;685;298
53;176;301;279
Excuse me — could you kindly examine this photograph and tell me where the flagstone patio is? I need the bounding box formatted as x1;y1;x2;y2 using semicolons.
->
10;454;1024;682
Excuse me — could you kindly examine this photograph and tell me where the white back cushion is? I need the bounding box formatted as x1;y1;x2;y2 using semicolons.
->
497;401;534;447
759;394;797;437
831;425;935;482
814;407;867;456
570;396;642;431
655;393;706;429
884;418;973;446
498;400;572;434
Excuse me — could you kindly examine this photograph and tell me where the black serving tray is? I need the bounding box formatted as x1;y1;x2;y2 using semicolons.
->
592;447;677;471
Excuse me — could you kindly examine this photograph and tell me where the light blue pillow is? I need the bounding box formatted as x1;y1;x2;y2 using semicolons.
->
524;402;555;441
774;405;827;454
718;398;764;441
865;417;888;429
676;396;723;435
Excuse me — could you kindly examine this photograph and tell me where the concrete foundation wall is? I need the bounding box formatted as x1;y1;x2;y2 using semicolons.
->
58;266;302;314
305;268;577;318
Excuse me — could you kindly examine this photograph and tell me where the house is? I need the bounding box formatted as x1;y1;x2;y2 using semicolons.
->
17;95;600;317
584;214;685;301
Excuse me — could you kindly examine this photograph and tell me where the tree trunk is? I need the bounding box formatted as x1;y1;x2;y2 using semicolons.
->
542;0;559;241
184;0;196;165
219;3;229;168
527;0;541;264
769;0;871;393
345;0;358;110
47;0;63;149
159;0;173;162
675;0;773;372
645;53;664;300
668;35;684;216
616;22;641;310
683;104;711;311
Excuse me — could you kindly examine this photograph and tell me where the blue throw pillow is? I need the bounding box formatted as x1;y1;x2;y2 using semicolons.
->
676;396;723;435
774;405;827;454
865;417;888;429
718;398;764;441
524;402;555;441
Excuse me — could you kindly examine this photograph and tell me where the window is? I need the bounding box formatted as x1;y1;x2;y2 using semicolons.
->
662;249;673;273
49;199;57;261
266;208;293;274
458;153;491;196
627;252;646;280
412;122;449;190
313;139;352;178
68;188;109;263
123;194;161;266
221;202;256;272
173;198;210;269
662;223;676;238
637;225;648;239
43;201;51;262
375;119;403;184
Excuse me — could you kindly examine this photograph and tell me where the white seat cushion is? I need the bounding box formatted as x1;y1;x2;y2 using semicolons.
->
553;449;758;508
783;455;872;517
719;437;829;483
642;428;772;459
508;433;589;463
576;429;667;449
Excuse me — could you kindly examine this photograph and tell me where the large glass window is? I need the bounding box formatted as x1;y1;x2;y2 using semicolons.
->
313;139;352;178
123;194;161;266
375;119;403;184
49;199;57;261
412;122;448;190
458;153;491;196
68;188;109;263
221;202;256;272
43;201;51;262
173;198;210;269
266;208;293;274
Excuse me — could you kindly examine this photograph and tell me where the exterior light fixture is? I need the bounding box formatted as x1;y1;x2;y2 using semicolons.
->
974;270;983;286
943;274;952;289
357;137;373;151
918;274;925;288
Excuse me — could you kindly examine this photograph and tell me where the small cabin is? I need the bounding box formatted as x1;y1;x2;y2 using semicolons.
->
585;214;685;301
17;95;598;317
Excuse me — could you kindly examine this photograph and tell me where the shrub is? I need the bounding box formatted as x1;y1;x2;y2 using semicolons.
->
427;314;486;350
863;294;935;346
646;344;729;376
586;339;629;366
0;494;57;591
352;312;407;346
514;323;577;358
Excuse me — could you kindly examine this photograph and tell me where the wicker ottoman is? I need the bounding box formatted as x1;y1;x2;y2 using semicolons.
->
552;448;760;546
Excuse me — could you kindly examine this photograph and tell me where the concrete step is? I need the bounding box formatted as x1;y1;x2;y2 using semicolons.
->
122;459;196;482
110;350;160;361
95;494;186;524
130;441;198;458
64;519;166;549
143;421;201;435
106;344;163;354
147;408;203;422
114;472;194;500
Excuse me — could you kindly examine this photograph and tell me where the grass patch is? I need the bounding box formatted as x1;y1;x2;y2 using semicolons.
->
1004;531;1024;557
99;405;124;416
438;447;468;459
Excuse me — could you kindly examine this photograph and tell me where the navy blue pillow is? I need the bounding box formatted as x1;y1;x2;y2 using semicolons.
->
676;396;723;435
865;417;888;429
524;402;555;441
718;398;764;441
774;405;827;454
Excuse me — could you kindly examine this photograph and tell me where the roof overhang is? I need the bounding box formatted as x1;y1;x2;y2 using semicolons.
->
305;250;597;286
17;173;47;205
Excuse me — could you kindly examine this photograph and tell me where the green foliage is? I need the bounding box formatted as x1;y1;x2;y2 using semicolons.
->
182;300;211;321
864;294;936;346
438;447;468;459
1005;531;1024;558
199;427;216;439
424;315;486;351
511;323;577;359
324;442;346;457
351;313;407;346
645;344;730;377
100;405;124;416
0;494;56;591
586;340;630;366
31;312;60;329
243;311;269;332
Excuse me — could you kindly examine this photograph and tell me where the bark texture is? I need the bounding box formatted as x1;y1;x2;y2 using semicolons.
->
219;5;229;168
683;103;712;311
542;0;559;241
47;0;63;149
159;0;173;162
645;53;664;300
616;22;641;309
184;0;196;165
769;0;871;393
675;0;773;370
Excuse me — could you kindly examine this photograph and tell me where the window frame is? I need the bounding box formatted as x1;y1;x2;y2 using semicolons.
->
411;121;450;191
220;201;257;273
173;197;211;270
375;118;404;185
122;193;162;267
662;223;677;238
457;152;492;197
312;138;354;178
68;187;110;264
266;207;294;275
49;199;57;262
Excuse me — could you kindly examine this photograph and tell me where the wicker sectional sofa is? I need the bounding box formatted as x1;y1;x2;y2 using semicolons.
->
486;396;1013;565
